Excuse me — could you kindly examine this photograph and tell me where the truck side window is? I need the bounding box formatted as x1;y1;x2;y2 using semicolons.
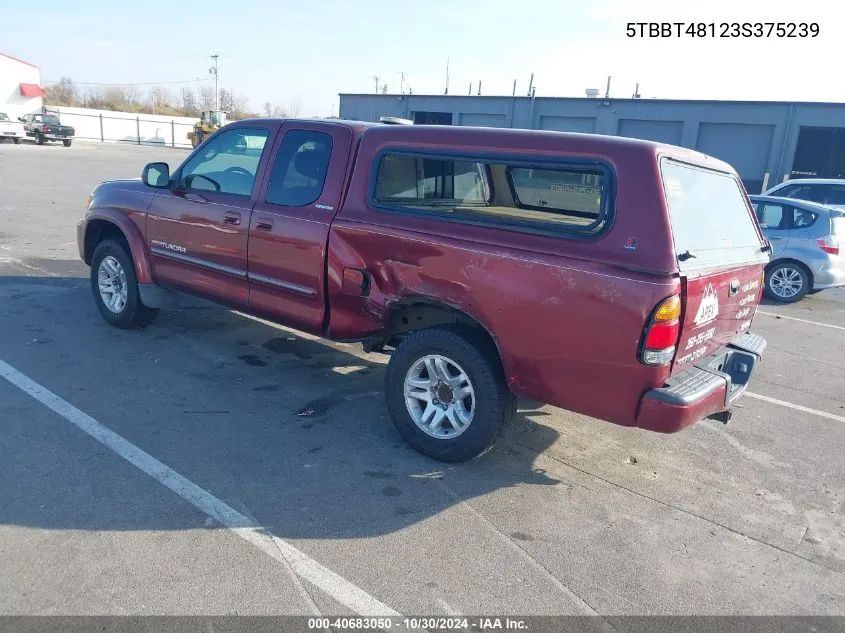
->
374;152;608;233
266;130;333;207
178;128;269;197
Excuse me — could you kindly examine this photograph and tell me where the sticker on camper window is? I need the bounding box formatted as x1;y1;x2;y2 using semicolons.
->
663;177;684;200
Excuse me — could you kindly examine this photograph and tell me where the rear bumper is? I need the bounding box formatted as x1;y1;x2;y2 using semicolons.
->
812;261;845;290
636;332;767;433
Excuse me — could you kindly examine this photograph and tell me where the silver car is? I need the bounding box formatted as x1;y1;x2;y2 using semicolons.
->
763;178;845;209
749;195;844;302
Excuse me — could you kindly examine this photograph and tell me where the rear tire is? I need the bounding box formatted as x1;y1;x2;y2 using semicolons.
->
90;239;158;329
12;138;20;144
765;261;810;303
385;326;516;462
34;133;44;145
63;139;72;147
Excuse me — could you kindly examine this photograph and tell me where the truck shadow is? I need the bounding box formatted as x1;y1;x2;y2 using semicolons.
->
0;262;564;541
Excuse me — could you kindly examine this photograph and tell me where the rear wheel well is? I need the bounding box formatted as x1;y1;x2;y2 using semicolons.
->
766;258;814;288
368;301;502;362
84;220;129;265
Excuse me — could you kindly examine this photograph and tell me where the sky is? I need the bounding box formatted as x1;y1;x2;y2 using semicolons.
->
2;0;838;117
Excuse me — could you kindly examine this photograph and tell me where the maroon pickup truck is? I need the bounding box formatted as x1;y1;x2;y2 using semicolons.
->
77;118;770;462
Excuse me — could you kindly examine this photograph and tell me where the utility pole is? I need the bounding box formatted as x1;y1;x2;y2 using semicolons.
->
605;75;611;99
373;75;380;94
399;72;405;95
444;58;450;95
209;53;220;110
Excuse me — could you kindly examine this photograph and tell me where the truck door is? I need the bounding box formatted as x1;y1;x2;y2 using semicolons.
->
146;124;274;308
247;123;352;333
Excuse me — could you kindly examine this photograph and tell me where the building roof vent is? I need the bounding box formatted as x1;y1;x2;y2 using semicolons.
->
585;89;599;98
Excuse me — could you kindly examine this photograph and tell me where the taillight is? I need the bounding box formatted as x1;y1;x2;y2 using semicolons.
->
41;125;49;133
639;295;682;366
816;235;840;256
69;127;75;135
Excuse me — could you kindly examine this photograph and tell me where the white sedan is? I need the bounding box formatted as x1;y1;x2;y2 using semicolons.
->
0;112;25;143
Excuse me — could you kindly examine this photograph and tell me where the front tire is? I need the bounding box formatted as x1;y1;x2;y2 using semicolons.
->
90;239;158;329
12;138;20;144
765;261;810;303
385;326;516;462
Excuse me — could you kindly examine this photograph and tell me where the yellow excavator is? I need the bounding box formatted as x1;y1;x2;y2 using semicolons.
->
187;110;228;148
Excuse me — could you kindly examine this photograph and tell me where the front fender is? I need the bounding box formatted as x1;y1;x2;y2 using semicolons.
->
80;208;154;284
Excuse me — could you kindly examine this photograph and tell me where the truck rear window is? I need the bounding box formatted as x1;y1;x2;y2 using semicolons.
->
373;153;609;234
661;159;764;270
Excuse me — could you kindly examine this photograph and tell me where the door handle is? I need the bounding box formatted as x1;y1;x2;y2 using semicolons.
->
729;279;740;296
256;218;274;231
223;213;241;226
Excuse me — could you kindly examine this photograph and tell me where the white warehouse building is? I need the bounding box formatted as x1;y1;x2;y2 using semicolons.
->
0;52;43;120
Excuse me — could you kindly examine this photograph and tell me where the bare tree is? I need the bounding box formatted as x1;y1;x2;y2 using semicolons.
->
288;97;301;118
101;86;128;110
125;85;141;107
148;86;172;112
218;88;233;113
198;85;216;110
44;77;78;106
181;87;198;115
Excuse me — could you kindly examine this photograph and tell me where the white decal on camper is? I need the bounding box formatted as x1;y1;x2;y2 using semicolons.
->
693;284;719;327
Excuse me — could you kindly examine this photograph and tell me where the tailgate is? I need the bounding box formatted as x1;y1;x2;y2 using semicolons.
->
660;157;770;374
674;265;764;370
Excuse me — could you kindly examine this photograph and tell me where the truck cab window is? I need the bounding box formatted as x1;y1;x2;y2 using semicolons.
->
266;130;333;207
177;128;268;197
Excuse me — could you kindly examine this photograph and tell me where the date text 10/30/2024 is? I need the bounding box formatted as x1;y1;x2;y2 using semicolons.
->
627;22;819;38
307;617;528;630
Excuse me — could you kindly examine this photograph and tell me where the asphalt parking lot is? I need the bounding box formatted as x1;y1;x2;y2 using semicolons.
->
0;140;843;619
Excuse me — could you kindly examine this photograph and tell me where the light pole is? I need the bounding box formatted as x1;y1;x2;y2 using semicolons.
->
209;53;220;110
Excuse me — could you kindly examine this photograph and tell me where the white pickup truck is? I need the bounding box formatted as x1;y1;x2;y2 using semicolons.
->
0;112;24;143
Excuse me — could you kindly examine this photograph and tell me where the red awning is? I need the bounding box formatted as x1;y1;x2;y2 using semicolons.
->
19;83;44;97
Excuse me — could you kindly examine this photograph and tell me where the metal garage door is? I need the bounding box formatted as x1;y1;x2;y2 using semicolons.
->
696;123;774;194
617;119;683;145
458;113;507;128
539;116;596;133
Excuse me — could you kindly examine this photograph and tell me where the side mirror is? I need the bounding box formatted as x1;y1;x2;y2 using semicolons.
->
18;117;25;122
142;162;170;188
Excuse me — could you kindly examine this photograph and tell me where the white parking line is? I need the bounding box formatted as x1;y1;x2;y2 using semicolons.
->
0;357;401;618
757;311;845;331
746;392;845;424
